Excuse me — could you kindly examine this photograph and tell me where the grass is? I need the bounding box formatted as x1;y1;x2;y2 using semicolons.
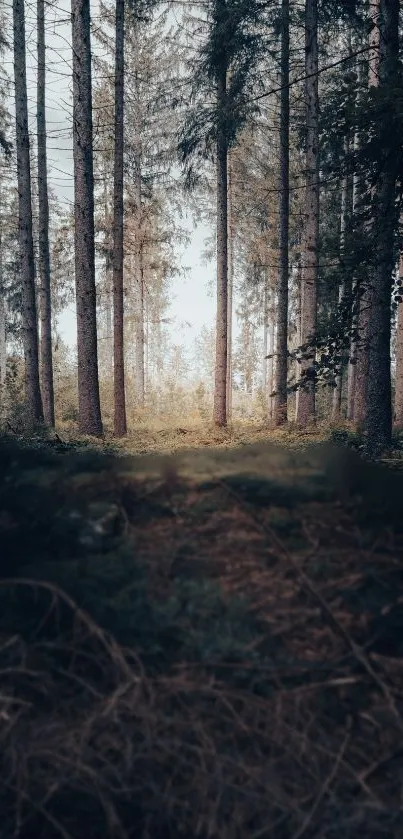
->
0;422;403;838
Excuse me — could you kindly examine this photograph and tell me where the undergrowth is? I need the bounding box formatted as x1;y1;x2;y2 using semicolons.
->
0;432;403;838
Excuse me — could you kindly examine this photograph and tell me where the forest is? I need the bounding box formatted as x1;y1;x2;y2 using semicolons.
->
1;0;403;837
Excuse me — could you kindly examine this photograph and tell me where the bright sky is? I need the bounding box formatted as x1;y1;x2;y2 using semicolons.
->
6;0;217;355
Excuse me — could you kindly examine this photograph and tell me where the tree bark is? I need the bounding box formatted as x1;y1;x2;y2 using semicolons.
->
134;149;145;407
332;139;349;420
13;0;43;423
274;0;289;426
214;64;228;427
364;0;399;451
113;0;127;436
295;0;319;427
0;218;7;421
395;254;403;428
71;0;102;437
226;151;233;423
37;0;55;427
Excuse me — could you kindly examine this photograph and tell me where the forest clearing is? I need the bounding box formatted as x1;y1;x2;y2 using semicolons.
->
1;423;403;837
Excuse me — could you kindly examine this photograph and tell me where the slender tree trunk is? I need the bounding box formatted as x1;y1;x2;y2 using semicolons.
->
13;0;43;423
103;165;113;375
134;150;145;407
262;268;268;409
347;46;366;421
295;0;319;426
113;0;127;436
395;254;403;427
214;65;228;427
352;4;380;428
364;0;399;451
37;0;55;427
332;140;349;419
71;0;102;437
226;151;233;422
268;315;275;422
274;0;289;426
0;221;7;421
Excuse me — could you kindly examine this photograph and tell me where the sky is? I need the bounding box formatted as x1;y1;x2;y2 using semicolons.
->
4;0;217;358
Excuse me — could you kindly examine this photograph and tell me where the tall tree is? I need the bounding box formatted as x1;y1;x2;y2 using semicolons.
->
71;0;103;436
113;0;127;435
37;0;55;426
13;0;43;423
295;0;319;426
214;48;228;427
394;255;403;428
364;0;400;451
274;0;289;426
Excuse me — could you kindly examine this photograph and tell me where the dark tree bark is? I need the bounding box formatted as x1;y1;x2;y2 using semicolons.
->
113;0;127;436
394;254;403;428
13;0;43;423
71;0;102;437
214;63;228;427
226;151;233;422
364;0;400;451
295;0;319;427
274;0;289;426
37;0;55;427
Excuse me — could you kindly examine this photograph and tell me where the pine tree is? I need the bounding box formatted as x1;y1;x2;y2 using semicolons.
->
274;0;290;426
13;0;43;423
37;0;55;426
71;0;103;436
295;0;319;426
113;0;127;435
364;0;400;451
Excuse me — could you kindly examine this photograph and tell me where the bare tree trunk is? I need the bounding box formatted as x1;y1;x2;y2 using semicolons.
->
103;166;113;375
134;149;145;407
332;139;349;419
395;254;403;428
363;0;398;451
352;5;380;429
13;0;43;423
274;0;289;426
71;0;102;437
295;0;319;427
113;0;127;436
37;0;55;427
226;151;233;423
0;220;7;421
268;317;275;422
214;64;228;427
262;269;268;409
347;70;362;422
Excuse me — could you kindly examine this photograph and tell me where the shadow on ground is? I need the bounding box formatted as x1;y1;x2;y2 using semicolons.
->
1;432;403;838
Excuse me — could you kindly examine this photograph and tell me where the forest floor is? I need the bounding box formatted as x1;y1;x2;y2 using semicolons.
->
1;423;403;838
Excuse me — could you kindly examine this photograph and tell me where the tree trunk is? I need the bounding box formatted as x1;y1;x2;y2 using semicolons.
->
395;254;403;428
37;0;55;427
274;0;289;426
268;316;275;422
352;5;380;429
262;268;268;409
13;0;43;423
134;147;145;407
71;0;102;437
0;220;7;421
332;139;349;420
214;64;228;427
363;0;399;451
113;0;127;436
295;0;319;427
226;151;233;423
